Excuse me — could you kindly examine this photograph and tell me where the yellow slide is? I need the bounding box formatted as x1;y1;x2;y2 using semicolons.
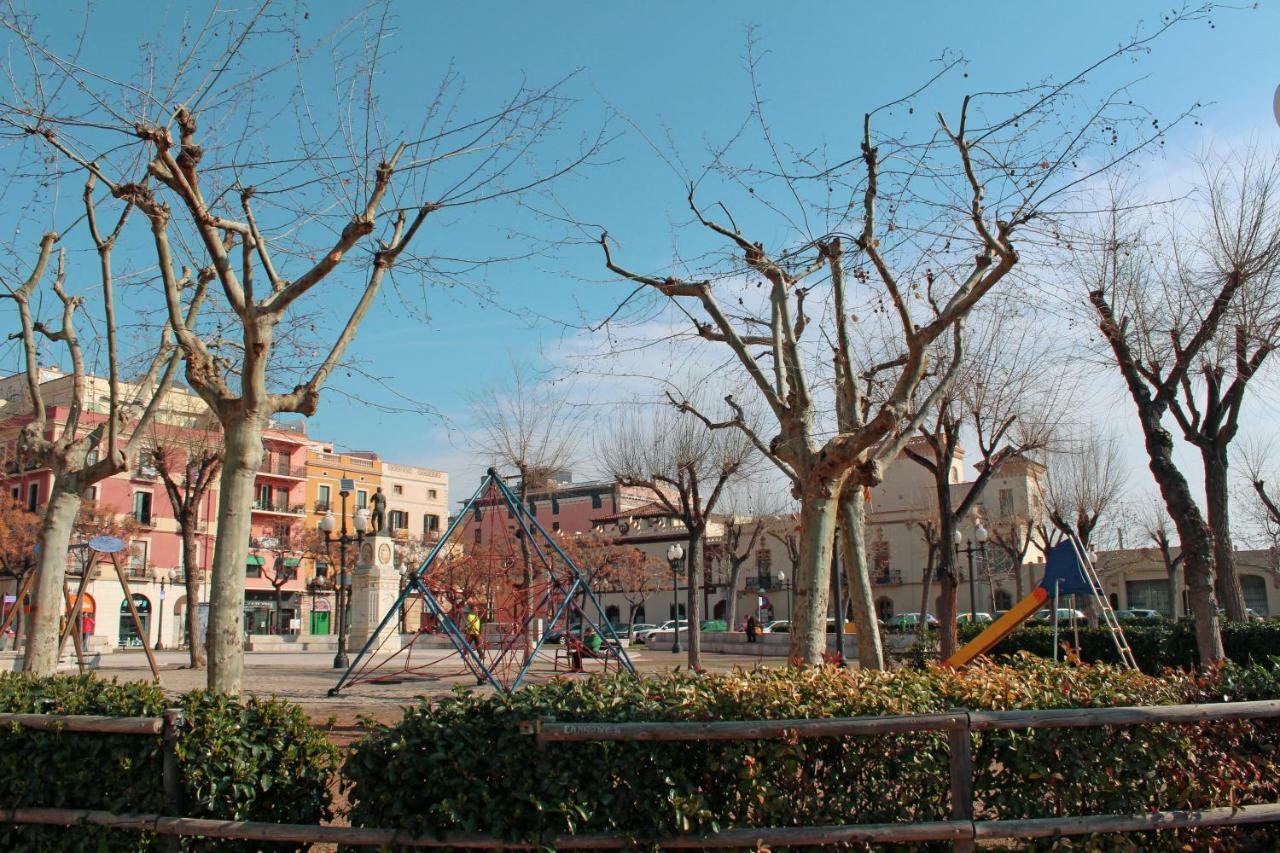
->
945;587;1049;669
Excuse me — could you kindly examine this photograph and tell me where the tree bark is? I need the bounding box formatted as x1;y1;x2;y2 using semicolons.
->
790;486;837;665
724;558;746;633
181;522;204;668
23;477;83;674
917;564;933;640
934;471;960;659
1203;443;1246;620
838;484;884;669
685;532;702;671
206;417;265;694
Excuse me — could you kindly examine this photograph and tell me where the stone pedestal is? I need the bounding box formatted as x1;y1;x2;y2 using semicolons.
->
347;534;401;653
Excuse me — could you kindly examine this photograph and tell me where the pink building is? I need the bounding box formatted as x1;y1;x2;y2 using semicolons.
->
244;422;311;635
460;474;657;549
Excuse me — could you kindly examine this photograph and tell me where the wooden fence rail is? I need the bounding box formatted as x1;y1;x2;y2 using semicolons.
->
3;701;1280;849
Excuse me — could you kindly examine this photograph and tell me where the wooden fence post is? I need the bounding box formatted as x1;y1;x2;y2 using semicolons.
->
948;708;975;853
161;708;185;853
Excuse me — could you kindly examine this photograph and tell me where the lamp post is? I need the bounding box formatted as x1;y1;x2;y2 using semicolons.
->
666;543;684;654
156;572;167;650
955;523;989;620
320;488;369;669
778;570;792;619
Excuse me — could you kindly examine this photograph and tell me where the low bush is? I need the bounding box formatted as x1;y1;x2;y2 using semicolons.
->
959;617;1280;670
0;673;338;852
345;658;1280;850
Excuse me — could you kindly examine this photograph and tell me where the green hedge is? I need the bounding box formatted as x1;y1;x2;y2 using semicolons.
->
958;618;1280;670
0;673;338;852
344;659;1280;850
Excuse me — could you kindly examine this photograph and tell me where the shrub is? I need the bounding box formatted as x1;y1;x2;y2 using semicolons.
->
344;659;1280;850
0;673;339;852
958;618;1280;670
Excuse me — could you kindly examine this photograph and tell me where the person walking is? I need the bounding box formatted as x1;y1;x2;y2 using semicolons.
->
746;616;759;644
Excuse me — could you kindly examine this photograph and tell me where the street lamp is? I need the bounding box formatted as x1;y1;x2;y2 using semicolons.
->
955;523;989;621
320;490;369;669
778;570;792;619
156;571;167;650
666;543;684;654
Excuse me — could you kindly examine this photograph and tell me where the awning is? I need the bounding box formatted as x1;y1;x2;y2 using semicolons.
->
246;555;264;566
282;558;301;568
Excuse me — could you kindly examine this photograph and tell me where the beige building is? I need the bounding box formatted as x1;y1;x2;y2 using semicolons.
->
1094;547;1280;618
379;460;449;555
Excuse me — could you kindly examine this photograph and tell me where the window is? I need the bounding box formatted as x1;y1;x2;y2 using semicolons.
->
246;557;262;578
551;497;560;515
256;484;270;507
998;488;1015;518
132;492;153;525
317;484;330;510
275;487;288;510
527;497;536;513
590;492;602;509
393;484;403;495
552;521;560;532
424;514;440;533
389;510;409;530
473;527;482;545
315;562;329;578
357;490;368;510
26;482;39;512
755;546;772;572
129;540;149;576
9;486;18;501
876;597;895;621
872;540;890;575
1242;575;1269;616
429;489;438;500
1125;579;1172;617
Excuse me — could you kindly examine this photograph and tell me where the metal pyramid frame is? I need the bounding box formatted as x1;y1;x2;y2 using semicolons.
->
329;468;634;695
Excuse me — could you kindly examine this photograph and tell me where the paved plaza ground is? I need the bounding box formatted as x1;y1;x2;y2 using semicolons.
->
92;646;792;731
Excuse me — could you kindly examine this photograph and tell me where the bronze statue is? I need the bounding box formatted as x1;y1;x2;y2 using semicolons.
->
370;486;387;533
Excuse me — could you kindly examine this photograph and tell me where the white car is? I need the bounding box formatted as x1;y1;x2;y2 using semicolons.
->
957;612;993;625
634;620;688;644
762;620;789;633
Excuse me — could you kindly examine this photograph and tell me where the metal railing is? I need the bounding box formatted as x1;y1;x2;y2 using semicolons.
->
4;700;1280;849
257;462;307;478
873;569;904;585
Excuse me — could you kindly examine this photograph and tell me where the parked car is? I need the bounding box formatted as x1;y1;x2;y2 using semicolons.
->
628;623;657;638
1115;609;1161;622
957;612;993;625
762;620;790;633
886;613;938;630
634;620;688;644
1033;608;1087;623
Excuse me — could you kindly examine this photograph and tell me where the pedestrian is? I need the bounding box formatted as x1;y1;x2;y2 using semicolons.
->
746;616;759;643
81;612;95;651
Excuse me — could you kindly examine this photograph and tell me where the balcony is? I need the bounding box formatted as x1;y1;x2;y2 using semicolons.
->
252;501;306;517
256;462;307;480
132;466;159;482
873;569;904;585
313;501;330;513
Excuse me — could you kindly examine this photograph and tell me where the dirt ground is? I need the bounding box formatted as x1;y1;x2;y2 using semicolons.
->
93;645;793;733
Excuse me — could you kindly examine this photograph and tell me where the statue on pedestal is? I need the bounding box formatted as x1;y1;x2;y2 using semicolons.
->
370;486;387;533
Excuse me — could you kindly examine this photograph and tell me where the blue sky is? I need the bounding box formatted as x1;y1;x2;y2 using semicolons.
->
2;1;1279;515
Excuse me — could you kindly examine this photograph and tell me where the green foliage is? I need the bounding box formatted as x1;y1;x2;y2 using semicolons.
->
958;618;1280;670
344;658;1280;850
699;619;728;632
0;674;338;852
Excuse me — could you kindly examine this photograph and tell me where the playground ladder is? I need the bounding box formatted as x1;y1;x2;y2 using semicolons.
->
1066;533;1138;670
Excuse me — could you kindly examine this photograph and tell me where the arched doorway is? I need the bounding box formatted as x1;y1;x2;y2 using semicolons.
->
173;596;188;646
605;604;620;627
876;597;894;622
993;589;1013;611
712;600;727;620
310;596;331;635
119;594;151;648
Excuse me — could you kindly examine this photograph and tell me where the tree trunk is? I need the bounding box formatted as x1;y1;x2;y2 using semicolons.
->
685;532;702;671
207;416;265;694
1203;443;1246;620
838;484;884;670
918;559;933;640
1141;415;1224;663
23;478;83;675
790;485;837;665
724;559;745;633
1167;566;1181;620
1013;555;1025;601
935;470;960;659
182;525;204;668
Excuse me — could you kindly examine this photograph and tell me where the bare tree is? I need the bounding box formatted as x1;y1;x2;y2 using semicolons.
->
1162;151;1280;620
990;516;1038;601
719;512;767;632
468;360;582;655
1078;168;1280;662
1238;436;1280;547
904;315;1057;656
1;224;190;675
1042;430;1129;549
6;10;593;692
599;405;754;670
1138;495;1185;618
152;429;223;668
595;16;1201;663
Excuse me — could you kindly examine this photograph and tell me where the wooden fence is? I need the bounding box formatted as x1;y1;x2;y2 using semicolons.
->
3;701;1280;849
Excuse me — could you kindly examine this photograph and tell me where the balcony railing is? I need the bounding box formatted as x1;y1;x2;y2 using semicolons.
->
133;466;159;481
313;501;330;513
257;462;307;478
873;569;905;585
251;501;306;515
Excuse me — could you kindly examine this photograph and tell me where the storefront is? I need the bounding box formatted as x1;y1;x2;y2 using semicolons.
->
244;590;300;635
118;594;151;647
